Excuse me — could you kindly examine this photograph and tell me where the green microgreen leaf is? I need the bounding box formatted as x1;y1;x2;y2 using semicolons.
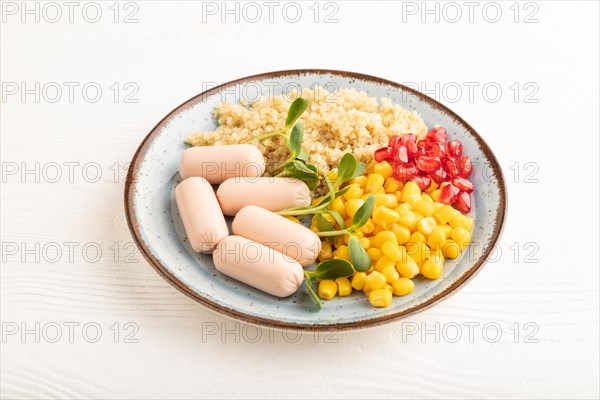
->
284;98;309;131
288;124;303;160
351;194;375;229
348;236;372;272
309;259;355;281
325;209;345;230
316;214;335;232
336;153;358;185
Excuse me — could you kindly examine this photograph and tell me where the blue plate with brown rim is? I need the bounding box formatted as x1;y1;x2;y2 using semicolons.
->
124;69;507;331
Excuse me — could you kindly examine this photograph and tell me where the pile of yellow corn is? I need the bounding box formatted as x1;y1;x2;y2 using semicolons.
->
309;160;473;308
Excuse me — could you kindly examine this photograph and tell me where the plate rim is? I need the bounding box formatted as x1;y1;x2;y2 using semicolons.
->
124;68;508;332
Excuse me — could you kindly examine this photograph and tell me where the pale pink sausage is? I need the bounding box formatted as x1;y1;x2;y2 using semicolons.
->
180;144;265;184
175;177;229;253
216;177;311;216
213;236;304;297
232;206;321;267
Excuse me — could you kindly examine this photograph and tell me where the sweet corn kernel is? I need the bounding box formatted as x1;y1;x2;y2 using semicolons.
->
335;277;352;297
381;264;400;283
318;280;337;299
374;230;399;248
329;197;347;219
431;189;441;202
421;257;443;279
375;255;396;272
384;177;401;193
366;265;375;274
367;236;376;248
392;277;415;296
441;224;453;238
407;242;429;264
362;281;374;294
391;224;411;244
427;226;447;251
334;235;346;248
359;237;371;249
426;180;439;193
451;227;471;249
421;193;434;203
351;272;367;290
404;193;421;207
326;170;338;185
395;203;412;212
373;206;400;225
434;205;455;225
334;245;352;262
365;173;385;193
345;198;365;218
402;181;421;198
343;184;364;200
318;241;334;261
374;193;398;208
381;242;404;262
450;214;474;231
373;223;389;235
349;175;367;187
414;199;435;217
416;217;437;236
443;240;461;259
367;247;383;262
285;216;301;224
408;231;426;245
369;288;393;307
395;256;419;278
376;187;386;194
360;218;375;234
397;210;417;229
373;161;394;179
365;271;387;290
322;213;336;226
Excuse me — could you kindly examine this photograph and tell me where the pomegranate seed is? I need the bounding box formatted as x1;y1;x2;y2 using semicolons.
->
393;163;418;181
426;127;447;145
454;191;472;213
442;158;459;177
393;145;409;163
401;134;418;155
427;143;445;158
416;139;429;149
452;177;474;193
429;168;447;184
374;147;393;163
388;135;401;148
439;184;461;205
458;156;473;178
411;175;432;191
445;140;462;158
416;156;441;173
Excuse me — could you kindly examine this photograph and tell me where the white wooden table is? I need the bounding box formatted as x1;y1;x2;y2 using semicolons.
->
1;1;599;398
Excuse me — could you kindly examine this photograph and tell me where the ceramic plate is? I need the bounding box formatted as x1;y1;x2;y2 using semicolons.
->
125;70;507;331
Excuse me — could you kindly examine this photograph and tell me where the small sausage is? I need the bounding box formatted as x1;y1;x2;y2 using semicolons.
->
180;144;265;184
213;236;304;297
232;206;321;267
216;177;311;216
175;177;229;253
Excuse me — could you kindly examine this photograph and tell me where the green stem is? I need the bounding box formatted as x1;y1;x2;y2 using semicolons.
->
248;131;287;143
303;274;322;309
316;228;356;238
276;205;328;216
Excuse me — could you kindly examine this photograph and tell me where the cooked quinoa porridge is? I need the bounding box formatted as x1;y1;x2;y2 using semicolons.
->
186;87;428;172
